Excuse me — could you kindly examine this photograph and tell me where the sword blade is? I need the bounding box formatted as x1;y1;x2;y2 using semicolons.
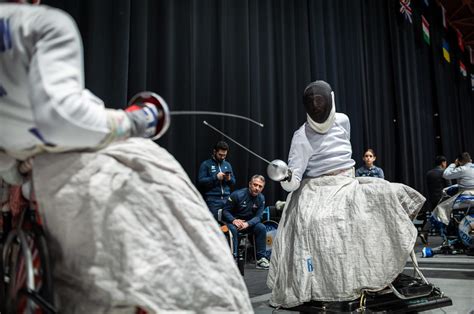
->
202;120;271;165
170;111;264;127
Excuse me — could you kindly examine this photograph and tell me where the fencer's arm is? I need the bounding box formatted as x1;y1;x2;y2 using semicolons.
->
28;7;112;147
27;7;160;148
443;163;464;180
280;171;301;192
280;131;312;192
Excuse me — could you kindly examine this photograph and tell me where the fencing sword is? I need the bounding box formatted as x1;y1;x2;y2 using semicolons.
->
202;120;289;182
128;91;288;181
128;91;264;139
173;112;289;181
171;111;263;127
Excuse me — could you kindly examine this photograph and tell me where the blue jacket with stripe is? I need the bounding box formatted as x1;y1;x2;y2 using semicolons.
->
222;188;265;227
197;157;235;199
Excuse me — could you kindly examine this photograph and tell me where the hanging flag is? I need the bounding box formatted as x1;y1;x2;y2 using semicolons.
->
469;46;474;65
442;39;450;63
471;74;474;91
400;0;413;24
422;15;430;44
460;61;467;77
456;29;465;52
440;4;447;29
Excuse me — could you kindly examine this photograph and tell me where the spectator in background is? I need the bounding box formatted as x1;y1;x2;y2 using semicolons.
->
222;175;268;270
355;148;385;179
419;155;451;244
426;156;451;208
198;141;236;220
431;152;474;237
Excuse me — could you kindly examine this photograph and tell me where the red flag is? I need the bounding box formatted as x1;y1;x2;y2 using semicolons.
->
400;0;413;24
456;29;464;52
422;15;430;44
459;61;467;77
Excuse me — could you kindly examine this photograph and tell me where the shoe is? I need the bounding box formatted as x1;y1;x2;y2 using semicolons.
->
256;257;270;270
419;232;429;245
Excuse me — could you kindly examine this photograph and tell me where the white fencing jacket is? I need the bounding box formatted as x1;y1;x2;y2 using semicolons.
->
0;4;110;154
281;112;355;192
443;162;474;190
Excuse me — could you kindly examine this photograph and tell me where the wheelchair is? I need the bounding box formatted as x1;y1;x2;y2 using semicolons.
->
0;182;56;314
279;202;454;313
423;188;474;257
220;207;279;276
285;250;452;313
447;195;474;250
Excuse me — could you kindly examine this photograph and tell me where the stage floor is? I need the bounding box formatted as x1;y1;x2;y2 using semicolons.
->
245;235;474;313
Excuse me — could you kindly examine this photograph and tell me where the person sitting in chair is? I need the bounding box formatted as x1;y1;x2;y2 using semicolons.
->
419;155;451;244
431;152;474;232
355;148;385;179
222;174;269;270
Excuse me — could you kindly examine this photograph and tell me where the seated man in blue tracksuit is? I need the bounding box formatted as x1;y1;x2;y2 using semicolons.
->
222;175;269;270
198;141;236;220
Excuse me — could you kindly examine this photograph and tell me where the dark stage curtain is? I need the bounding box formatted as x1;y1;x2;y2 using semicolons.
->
42;0;474;205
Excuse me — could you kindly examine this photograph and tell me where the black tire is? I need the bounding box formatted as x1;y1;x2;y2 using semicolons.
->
4;229;54;313
35;229;54;307
0;241;5;314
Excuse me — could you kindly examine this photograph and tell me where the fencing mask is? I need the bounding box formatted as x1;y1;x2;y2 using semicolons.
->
303;80;336;134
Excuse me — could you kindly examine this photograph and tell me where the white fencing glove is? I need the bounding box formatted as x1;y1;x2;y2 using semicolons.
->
125;92;170;140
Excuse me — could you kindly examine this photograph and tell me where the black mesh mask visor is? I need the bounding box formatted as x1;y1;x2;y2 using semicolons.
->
303;81;333;124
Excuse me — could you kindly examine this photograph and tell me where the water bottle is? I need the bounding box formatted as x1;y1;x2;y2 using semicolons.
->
421;247;442;257
421;247;434;258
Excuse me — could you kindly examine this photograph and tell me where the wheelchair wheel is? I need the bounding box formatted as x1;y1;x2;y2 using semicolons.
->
0;242;5;314
3;228;55;313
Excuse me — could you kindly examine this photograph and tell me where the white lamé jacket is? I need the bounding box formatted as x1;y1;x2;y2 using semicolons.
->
0;4;110;155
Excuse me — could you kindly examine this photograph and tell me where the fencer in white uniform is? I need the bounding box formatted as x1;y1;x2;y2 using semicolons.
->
0;2;252;313
280;90;355;193
0;1;163;179
268;81;425;308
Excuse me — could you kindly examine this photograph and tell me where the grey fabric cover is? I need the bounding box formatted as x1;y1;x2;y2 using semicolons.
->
267;176;425;308
432;189;474;225
33;138;252;313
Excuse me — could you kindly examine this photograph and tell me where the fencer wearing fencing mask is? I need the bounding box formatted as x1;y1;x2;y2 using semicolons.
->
304;80;336;134
280;80;355;192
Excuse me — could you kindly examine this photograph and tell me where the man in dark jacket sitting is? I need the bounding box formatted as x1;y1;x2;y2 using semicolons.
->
222;175;268;270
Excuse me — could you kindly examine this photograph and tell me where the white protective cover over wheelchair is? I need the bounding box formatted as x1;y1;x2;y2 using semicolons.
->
267;176;425;308
32;138;252;313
